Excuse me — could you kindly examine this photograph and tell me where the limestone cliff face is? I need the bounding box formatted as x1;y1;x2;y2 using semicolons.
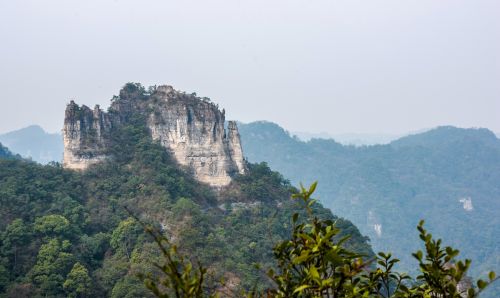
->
62;84;246;187
147;85;246;186
63;101;112;170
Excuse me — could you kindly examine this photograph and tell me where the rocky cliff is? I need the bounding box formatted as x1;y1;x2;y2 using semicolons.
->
63;102;112;170
63;83;246;187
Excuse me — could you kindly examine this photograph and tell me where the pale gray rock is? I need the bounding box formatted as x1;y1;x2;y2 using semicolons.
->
62;84;246;187
63;102;112;170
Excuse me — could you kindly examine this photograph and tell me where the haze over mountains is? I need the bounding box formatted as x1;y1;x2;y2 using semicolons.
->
292;131;403;146
6;124;496;163
0;125;63;164
239;121;500;289
2;121;499;284
0;124;449;163
1;0;498;296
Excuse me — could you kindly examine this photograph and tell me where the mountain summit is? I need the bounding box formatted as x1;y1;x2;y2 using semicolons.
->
63;83;245;187
0;83;372;297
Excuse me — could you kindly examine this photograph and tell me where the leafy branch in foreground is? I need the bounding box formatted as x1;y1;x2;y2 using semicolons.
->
266;182;366;297
406;220;498;298
136;223;211;298
140;183;497;297
125;207;213;298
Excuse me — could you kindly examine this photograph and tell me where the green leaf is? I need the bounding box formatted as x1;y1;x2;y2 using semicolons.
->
293;284;311;294
267;268;275;277
292;252;310;264
321;278;334;287
299;183;306;193
489;271;496;281
309;265;320;280
413;250;423;261
308;181;318;195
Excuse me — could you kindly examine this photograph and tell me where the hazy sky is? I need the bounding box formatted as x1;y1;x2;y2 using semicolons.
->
0;0;499;135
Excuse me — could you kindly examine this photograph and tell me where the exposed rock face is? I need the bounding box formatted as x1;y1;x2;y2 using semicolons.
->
63;102;112;170
62;84;246;187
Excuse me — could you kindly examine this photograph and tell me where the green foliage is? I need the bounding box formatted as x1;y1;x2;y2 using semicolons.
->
239;122;500;296
359;252;409;297
172;197;201;218
1;219;32;280
110;218;143;259
34;214;71;238
0;86;371;296
94;255;130;294
0;127;371;297
29;238;75;296
0;142;19;159
0;264;9;292
143;183;497;298
114;82;148;102
77;232;110;268
268;183;366;297
1;115;497;298
406;220;498;297
63;262;92;298
138;225;211;298
234;162;292;202
111;275;153;298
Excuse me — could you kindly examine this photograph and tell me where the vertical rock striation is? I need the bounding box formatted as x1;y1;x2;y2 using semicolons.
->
62;84;246;187
147;85;246;186
63;101;112;170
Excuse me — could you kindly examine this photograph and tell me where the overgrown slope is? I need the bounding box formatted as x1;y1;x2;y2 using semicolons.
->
0;109;372;297
239;121;500;294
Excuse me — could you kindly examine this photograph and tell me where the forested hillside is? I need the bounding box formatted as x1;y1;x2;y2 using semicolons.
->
239;121;500;296
0;114;372;297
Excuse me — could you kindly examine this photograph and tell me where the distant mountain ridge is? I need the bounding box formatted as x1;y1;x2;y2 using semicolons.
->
391;125;499;148
238;121;500;296
3;121;499;278
8;122;493;162
0;125;63;164
292;130;402;145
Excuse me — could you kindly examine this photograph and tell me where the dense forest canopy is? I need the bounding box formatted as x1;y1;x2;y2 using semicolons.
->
141;184;497;297
0;86;372;297
1;86;498;297
238;121;500;296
